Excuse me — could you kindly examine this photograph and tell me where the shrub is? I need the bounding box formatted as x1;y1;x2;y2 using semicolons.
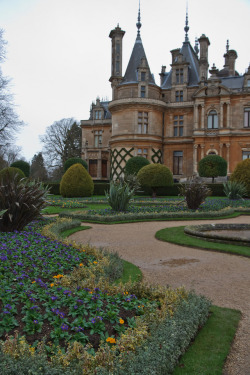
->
230;158;250;196
10;160;30;177
125;156;150;175
198;155;227;182
105;180;135;211
0;167;25;181
137;164;173;197
60;163;94;197
94;182;110;195
64;157;88;172
223;181;248;200
179;177;211;210
0;171;49;232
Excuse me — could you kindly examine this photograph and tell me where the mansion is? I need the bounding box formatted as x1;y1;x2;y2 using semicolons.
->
81;9;250;180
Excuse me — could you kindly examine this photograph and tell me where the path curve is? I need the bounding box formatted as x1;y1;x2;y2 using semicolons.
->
70;216;250;375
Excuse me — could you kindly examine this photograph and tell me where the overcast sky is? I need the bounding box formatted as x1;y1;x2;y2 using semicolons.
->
0;0;249;162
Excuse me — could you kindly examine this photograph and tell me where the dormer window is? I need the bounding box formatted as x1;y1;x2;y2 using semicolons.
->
95;110;102;120
207;110;218;129
94;130;102;147
247;80;250;87
176;68;183;84
141;72;146;81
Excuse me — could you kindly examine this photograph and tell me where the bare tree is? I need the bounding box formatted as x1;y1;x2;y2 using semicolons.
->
0;29;24;146
0;144;22;167
40;118;81;171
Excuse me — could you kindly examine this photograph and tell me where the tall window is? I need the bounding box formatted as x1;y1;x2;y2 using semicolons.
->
141;72;146;81
173;115;183;136
140;85;146;98
176;68;183;84
138;112;148;134
138;148;148;158
207;110;218;129
173;151;183;175
243;151;250;160
244;108;250;128
175;90;183;102
247;79;250;87
95;110;102;120
94;130;102;147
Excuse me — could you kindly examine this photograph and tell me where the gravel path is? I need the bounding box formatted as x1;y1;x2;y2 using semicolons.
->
70;216;250;375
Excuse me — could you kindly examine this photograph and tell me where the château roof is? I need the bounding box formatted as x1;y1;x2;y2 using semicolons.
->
161;41;200;89
221;76;244;89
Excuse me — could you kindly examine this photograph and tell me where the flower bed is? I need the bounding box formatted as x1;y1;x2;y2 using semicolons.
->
0;219;211;373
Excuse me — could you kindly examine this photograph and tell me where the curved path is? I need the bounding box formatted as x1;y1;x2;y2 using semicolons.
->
69;216;250;375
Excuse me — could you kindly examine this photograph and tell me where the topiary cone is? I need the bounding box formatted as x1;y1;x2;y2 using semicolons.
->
60;163;94;197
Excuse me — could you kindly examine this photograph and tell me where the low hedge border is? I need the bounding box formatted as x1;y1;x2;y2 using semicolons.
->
98;293;211;375
59;207;235;223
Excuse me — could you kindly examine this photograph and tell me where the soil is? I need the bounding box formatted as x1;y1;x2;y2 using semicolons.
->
70;216;250;375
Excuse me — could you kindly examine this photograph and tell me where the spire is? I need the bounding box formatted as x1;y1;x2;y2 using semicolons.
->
136;0;141;39
226;39;229;52
194;37;199;55
184;2;189;42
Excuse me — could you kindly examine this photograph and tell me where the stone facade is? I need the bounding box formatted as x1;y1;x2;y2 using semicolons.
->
81;12;250;181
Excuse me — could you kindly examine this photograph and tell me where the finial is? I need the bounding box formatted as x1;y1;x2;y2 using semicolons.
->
194;37;199;55
136;0;141;37
226;40;229;52
184;2;189;42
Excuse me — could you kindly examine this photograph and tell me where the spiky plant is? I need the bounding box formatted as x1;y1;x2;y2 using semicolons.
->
105;180;135;212
223;181;247;200
179;176;211;210
0;172;50;232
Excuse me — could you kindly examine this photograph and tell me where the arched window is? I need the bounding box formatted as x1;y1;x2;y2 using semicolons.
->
207;110;218;129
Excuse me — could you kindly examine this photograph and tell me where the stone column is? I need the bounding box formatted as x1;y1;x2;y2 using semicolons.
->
97;150;102;179
219;143;223;157
201;144;205;159
193;144;198;174
201;105;205;129
220;103;224;128
227;103;230;128
226;143;230;173
194;105;198;130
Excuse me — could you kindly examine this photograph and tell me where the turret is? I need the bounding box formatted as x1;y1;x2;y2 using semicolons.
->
109;24;125;99
198;34;210;81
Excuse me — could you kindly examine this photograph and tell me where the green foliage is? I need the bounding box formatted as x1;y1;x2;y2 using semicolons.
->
179;177;211;210
223;181;247;200
0;171;49;232
0;166;25;180
105;180;135;211
60;163;94;197
10;160;30;177
99;294;211;375
125;156;150;175
101;250;124;282
64;157;88;172
0;350;83;375
230;158;250;195
137;164;173;197
198;155;227;181
30;152;48;181
94;182;110;195
44;182;60;195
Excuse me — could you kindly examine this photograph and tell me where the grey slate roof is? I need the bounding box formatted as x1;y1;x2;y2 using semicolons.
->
161;41;200;89
121;35;155;85
101;101;112;119
221;76;244;89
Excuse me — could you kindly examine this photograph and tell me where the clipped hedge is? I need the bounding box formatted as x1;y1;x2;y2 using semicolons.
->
206;183;225;197
10;160;30;177
98;293;211;375
44;182;60;195
94;182;110;195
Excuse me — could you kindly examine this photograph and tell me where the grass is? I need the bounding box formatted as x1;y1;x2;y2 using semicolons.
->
60;225;91;238
155;226;250;257
115;260;142;284
173;306;241;375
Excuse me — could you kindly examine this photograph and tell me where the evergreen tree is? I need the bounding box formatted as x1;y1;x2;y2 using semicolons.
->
30;152;48;181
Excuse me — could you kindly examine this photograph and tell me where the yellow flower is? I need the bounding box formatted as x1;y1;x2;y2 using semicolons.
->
50;283;54;287
119;319;124;324
32;281;36;284
79;263;84;267
93;261;98;264
106;337;116;344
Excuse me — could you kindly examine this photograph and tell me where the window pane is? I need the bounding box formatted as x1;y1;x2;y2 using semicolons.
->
213;114;218;128
138;149;142;154
174;151;183;157
208;115;212;129
244;111;250;128
138;124;142;133
141;72;146;81
174;116;178;120
94;136;98;147
144;124;148;133
174;127;178;136
179;127;183;136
